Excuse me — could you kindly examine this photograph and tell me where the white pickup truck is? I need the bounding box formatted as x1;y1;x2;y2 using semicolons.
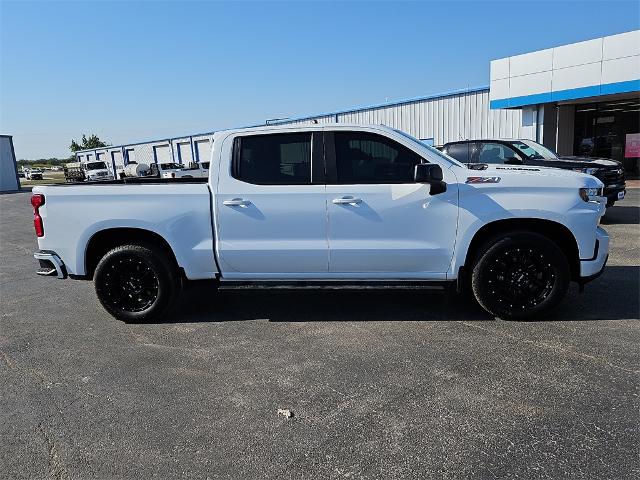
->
32;124;609;322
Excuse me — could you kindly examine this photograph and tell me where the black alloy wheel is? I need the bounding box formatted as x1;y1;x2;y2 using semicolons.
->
94;243;180;322
101;257;160;313
472;232;570;320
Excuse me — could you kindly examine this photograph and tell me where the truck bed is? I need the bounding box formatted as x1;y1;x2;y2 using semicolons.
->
33;181;217;280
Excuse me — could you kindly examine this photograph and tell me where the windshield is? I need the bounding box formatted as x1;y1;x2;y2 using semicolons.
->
512;140;558;160
85;161;107;170
393;128;464;167
160;163;183;170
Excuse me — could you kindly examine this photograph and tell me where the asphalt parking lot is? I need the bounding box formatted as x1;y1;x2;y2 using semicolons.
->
1;190;638;479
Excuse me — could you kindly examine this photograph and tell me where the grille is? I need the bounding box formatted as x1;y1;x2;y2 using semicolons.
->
600;168;625;187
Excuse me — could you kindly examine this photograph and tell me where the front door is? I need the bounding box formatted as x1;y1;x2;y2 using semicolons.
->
215;131;328;279
325;130;458;279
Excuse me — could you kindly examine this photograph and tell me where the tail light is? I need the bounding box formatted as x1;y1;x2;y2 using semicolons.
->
31;194;45;237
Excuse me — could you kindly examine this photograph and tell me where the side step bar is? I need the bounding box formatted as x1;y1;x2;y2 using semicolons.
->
218;280;451;290
34;251;67;279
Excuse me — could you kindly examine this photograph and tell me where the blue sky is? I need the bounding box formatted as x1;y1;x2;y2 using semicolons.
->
1;0;639;159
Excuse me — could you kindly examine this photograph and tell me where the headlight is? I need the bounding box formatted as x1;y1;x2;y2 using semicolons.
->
582;167;600;175
579;187;603;202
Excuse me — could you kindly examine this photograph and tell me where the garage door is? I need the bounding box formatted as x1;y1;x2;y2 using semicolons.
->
195;140;211;163
126;149;136;163
154;145;172;164
178;142;193;164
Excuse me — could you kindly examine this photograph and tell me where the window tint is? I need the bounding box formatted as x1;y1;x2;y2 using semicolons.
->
446;143;471;162
334;132;423;184
235;133;311;184
477;142;519;164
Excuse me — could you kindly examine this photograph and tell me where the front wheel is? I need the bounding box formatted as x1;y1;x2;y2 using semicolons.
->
471;232;570;320
94;243;181;322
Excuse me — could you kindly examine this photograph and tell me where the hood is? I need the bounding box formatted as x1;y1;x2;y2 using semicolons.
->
555;155;621;169
470;164;604;189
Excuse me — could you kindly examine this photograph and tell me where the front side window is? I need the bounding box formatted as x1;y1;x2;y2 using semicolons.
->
334;131;423;184
477;142;520;164
234;133;311;184
160;163;183;170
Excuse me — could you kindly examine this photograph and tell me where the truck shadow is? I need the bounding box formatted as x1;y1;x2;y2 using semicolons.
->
601;205;640;225
163;266;639;324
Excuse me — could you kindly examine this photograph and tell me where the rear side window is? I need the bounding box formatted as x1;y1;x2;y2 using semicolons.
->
446;143;471;162
234;133;311;184
334;132;423;184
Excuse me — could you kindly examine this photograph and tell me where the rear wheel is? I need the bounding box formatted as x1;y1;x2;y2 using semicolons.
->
471;232;570;320
94;243;181;322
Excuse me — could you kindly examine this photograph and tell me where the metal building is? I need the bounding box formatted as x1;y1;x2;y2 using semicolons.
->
0;135;20;193
490;30;639;173
75;132;215;177
75;30;638;175
272;86;529;146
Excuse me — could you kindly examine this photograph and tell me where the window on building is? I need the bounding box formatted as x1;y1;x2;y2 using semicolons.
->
334;131;423;184
477;142;520;164
234;133;311;184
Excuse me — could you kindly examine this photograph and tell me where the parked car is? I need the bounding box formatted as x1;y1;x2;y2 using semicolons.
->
32;124;608;322
64;161;115;182
83;161;115;181
440;139;626;207
26;168;43;180
151;162;210;179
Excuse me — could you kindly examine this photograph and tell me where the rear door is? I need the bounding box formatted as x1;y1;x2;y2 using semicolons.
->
325;129;459;278
214;131;328;278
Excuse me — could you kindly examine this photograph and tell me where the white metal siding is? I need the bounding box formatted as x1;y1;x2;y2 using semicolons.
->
285;90;524;146
111;150;124;172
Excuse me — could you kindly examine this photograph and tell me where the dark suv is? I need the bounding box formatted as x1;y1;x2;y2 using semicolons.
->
441;139;626;206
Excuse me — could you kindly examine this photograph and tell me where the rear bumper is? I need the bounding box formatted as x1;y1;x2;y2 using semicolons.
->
579;227;609;281
33;250;67;279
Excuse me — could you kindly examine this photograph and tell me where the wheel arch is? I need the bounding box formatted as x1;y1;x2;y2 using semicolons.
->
463;218;580;281
84;227;181;279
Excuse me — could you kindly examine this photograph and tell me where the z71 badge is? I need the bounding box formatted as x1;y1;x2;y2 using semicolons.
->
465;176;501;184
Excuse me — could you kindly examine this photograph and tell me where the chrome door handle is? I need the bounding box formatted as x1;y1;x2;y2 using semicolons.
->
223;198;251;206
332;196;362;205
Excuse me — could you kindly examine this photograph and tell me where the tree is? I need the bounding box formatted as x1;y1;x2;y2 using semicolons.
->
69;134;109;154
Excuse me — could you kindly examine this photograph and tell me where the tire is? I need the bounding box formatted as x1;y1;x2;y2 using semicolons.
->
94;243;181;323
471;231;570;320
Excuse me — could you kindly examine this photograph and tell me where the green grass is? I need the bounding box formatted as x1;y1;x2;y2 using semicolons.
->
20;171;67;186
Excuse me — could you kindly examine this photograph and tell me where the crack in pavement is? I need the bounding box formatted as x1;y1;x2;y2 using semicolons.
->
36;422;70;480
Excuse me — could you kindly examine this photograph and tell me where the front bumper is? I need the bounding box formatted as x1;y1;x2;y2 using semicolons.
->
34;250;67;279
579;226;609;280
88;176;115;182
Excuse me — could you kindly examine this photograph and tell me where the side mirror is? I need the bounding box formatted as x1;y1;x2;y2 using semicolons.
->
414;163;447;195
504;156;522;165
